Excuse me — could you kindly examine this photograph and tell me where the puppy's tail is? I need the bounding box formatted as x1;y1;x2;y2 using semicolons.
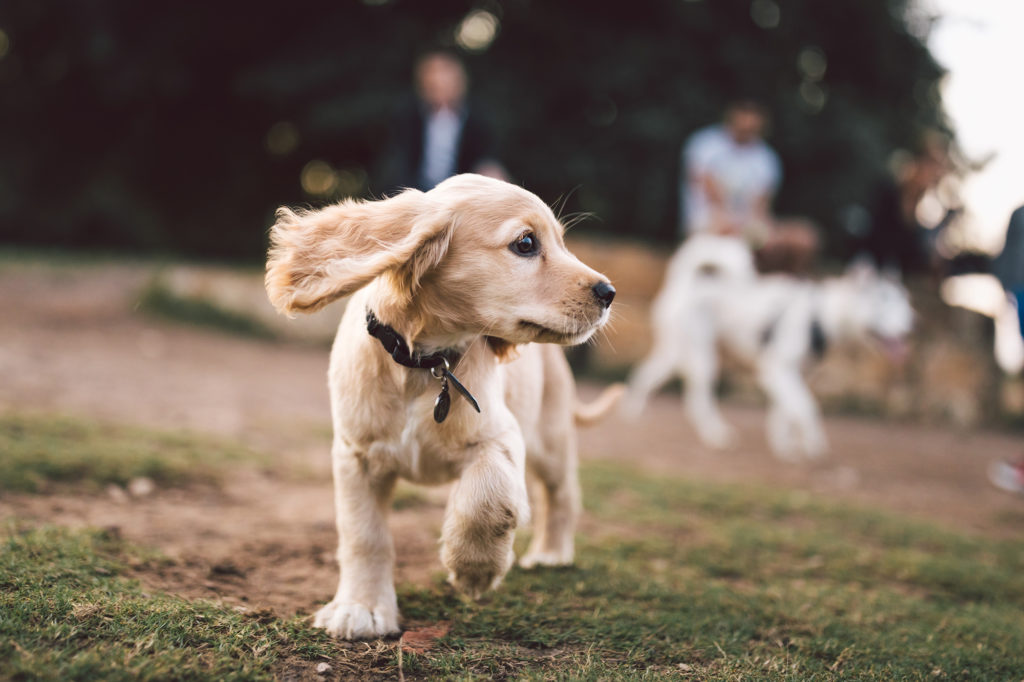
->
574;383;626;427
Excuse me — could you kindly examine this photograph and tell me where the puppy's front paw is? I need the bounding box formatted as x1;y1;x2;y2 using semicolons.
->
313;600;399;640
444;542;515;600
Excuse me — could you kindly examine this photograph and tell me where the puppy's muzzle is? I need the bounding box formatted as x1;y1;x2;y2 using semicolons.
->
592;281;616;309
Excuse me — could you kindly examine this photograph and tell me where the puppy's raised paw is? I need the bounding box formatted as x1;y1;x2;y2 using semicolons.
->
444;543;515;600
313;600;399;640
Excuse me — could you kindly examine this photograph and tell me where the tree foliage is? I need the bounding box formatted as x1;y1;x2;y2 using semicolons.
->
0;0;947;259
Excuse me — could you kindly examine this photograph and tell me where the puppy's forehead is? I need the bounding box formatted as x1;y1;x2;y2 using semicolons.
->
431;176;563;239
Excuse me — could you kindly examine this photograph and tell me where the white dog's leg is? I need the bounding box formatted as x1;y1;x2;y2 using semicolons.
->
764;404;798;461
759;363;799;460
759;362;827;460
314;448;400;640
520;440;580;569
622;340;679;418
441;443;530;599
683;338;736;450
790;380;828;458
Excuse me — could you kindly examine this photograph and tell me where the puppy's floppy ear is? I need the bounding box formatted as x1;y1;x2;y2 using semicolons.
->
265;189;452;315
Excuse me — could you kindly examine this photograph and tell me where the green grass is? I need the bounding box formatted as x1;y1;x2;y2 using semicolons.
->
0;413;258;493
389;464;1024;679
137;277;276;340
0;525;342;681
4;461;1024;679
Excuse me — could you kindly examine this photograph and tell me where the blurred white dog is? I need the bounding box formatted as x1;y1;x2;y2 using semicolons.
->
623;234;913;460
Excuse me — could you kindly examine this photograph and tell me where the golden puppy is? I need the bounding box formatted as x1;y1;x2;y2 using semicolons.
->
265;174;616;639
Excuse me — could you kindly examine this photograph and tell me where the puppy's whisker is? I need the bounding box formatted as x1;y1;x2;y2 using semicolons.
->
552;185;582;223
461;319;502;372
561;212;596;233
595;326;617;353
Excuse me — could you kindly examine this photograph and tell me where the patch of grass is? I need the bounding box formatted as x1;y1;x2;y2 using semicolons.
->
581;462;1024;604
137;278;276;340
0;413;258;493
393;463;1024;679
5;462;1024;679
0;524;343;681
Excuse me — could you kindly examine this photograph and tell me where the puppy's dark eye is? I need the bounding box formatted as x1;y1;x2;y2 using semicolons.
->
510;232;539;256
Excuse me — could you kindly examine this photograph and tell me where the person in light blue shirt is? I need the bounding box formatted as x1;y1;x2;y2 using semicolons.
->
681;100;817;273
682;101;781;239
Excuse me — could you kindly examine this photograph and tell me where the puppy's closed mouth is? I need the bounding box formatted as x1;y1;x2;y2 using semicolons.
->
518;319;595;344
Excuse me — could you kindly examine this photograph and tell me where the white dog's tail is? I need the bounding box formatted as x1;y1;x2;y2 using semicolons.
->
574;383;626;427
666;234;757;288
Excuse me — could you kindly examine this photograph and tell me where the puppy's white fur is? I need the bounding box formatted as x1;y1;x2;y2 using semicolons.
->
265;174;614;639
623;234;913;460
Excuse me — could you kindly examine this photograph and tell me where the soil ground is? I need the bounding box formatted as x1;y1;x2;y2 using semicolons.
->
2;261;1023;621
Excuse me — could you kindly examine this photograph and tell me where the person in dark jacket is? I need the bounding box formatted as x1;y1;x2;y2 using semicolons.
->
378;49;506;193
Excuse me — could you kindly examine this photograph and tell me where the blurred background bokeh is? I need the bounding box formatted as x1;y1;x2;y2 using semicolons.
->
3;0;1024;428
0;0;954;261
4;6;1024;671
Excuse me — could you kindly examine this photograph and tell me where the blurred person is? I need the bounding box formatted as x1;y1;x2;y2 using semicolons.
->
680;99;818;274
986;206;1024;378
987;204;1024;496
852;130;960;277
378;49;507;193
991;205;1024;306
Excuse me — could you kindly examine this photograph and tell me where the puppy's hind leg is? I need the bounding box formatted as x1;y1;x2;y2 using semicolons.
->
520;434;580;569
441;440;530;599
314;446;400;640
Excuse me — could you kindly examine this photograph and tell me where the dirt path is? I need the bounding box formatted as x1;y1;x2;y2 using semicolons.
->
2;261;1022;617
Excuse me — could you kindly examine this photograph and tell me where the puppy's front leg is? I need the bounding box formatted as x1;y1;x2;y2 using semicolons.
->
441;439;530;599
314;446;400;639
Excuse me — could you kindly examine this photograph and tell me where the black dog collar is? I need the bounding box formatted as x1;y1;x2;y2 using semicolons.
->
365;310;481;423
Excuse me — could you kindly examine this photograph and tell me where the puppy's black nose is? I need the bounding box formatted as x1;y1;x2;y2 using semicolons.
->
592;281;616;309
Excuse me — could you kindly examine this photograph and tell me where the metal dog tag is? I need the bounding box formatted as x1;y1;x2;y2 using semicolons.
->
433;381;451;423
